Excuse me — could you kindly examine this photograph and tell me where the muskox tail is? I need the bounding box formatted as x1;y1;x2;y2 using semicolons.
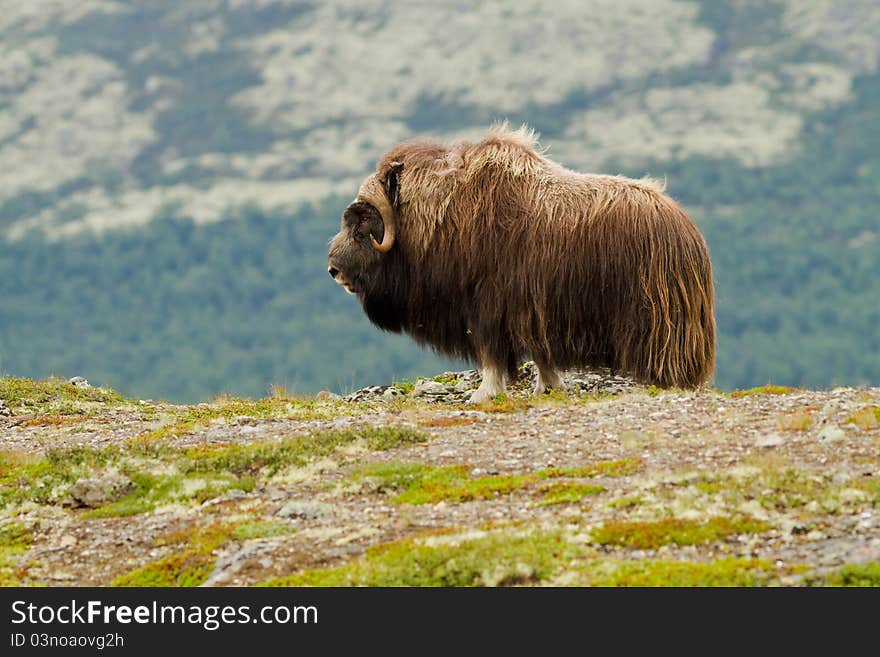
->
613;207;716;389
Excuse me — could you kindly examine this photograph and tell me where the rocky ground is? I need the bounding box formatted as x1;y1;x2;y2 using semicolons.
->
1;368;878;587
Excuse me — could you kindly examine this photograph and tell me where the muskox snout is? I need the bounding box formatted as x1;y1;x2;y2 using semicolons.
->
327;261;356;295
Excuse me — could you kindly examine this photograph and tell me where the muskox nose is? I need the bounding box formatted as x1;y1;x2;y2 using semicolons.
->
328;266;339;279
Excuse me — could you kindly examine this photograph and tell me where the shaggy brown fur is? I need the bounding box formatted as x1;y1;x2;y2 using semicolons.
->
328;124;715;395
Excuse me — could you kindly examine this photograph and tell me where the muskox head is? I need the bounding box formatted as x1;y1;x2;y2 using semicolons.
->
327;162;403;296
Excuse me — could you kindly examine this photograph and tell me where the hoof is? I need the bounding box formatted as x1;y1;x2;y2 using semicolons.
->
467;388;499;405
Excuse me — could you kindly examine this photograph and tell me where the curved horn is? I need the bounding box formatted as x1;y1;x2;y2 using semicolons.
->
356;175;396;253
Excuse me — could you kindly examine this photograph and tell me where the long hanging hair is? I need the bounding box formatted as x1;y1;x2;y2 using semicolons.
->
354;124;716;388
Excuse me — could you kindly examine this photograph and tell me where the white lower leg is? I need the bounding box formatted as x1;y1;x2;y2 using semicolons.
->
534;363;564;396
468;364;506;404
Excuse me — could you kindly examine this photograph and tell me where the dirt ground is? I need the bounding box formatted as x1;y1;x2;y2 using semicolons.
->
1;370;878;587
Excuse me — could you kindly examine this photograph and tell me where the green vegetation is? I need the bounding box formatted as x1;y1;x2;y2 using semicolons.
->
537;482;605;506
262;530;575;587
354;458;636;505
729;385;798;398
356;463;535;505
0;521;34;553
135;393;367;444
777;410;814;432
185;426;425;476
584;558;778;587
844;406;880;430
589;517;772;549
676;466;880;515
0;425;426;514
231;522;296;541
0;377;126;415
112;524;231;587
816;563;880;587
0;521;37;586
545;459;643;479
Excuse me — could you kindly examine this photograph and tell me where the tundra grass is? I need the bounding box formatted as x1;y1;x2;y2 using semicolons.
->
261;529;575;587
589;516;772;549
133;394;373;444
231;521;296;540
537;482;605;506
0;521;37;586
352;458;633;505
816;562;880;587
776;410;814;431
583;557;778;586
0;376;127;415
111;524;232;587
729;384;798;398
0;426;426;513
669;466;880;514
843;406;880;430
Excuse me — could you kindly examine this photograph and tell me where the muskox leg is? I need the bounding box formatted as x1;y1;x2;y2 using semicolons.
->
467;363;506;405
533;359;564;396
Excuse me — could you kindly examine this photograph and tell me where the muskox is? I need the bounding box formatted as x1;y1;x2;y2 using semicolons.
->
327;124;715;403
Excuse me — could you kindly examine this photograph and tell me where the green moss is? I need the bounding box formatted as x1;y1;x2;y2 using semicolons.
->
669;467;879;515
262;530;576;587
353;461;434;492
2;424;422;514
431;373;458;385
0;521;38;586
537;482;605;506
232;521;296;540
0;446;118;507
355;462;536;504
0;376;126;414
112;524;230;587
607;496;645;509
79;471;255;519
187;426;425;477
355;459;633;505
818;562;880;587
729;384;798;398
755;468;825;510
585;558;777;586
466;393;533;414
0;521;34;553
134;395;368;444
590;516;772;549
392;379;416;394
395;468;535;505
543;458;643;479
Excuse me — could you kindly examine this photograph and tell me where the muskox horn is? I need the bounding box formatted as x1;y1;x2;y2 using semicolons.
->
356;175;396;253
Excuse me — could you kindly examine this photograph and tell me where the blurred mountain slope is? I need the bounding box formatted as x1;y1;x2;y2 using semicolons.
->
0;0;878;400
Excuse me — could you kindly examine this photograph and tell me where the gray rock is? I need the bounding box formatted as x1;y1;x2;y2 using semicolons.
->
0;399;11;417
454;379;476;392
275;499;331;520
202;542;277;587
68;473;135;508
755;433;786;448
68;376;90;388
382;387;405;399
344;385;388;402
413;379;454;397
817;424;846;443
